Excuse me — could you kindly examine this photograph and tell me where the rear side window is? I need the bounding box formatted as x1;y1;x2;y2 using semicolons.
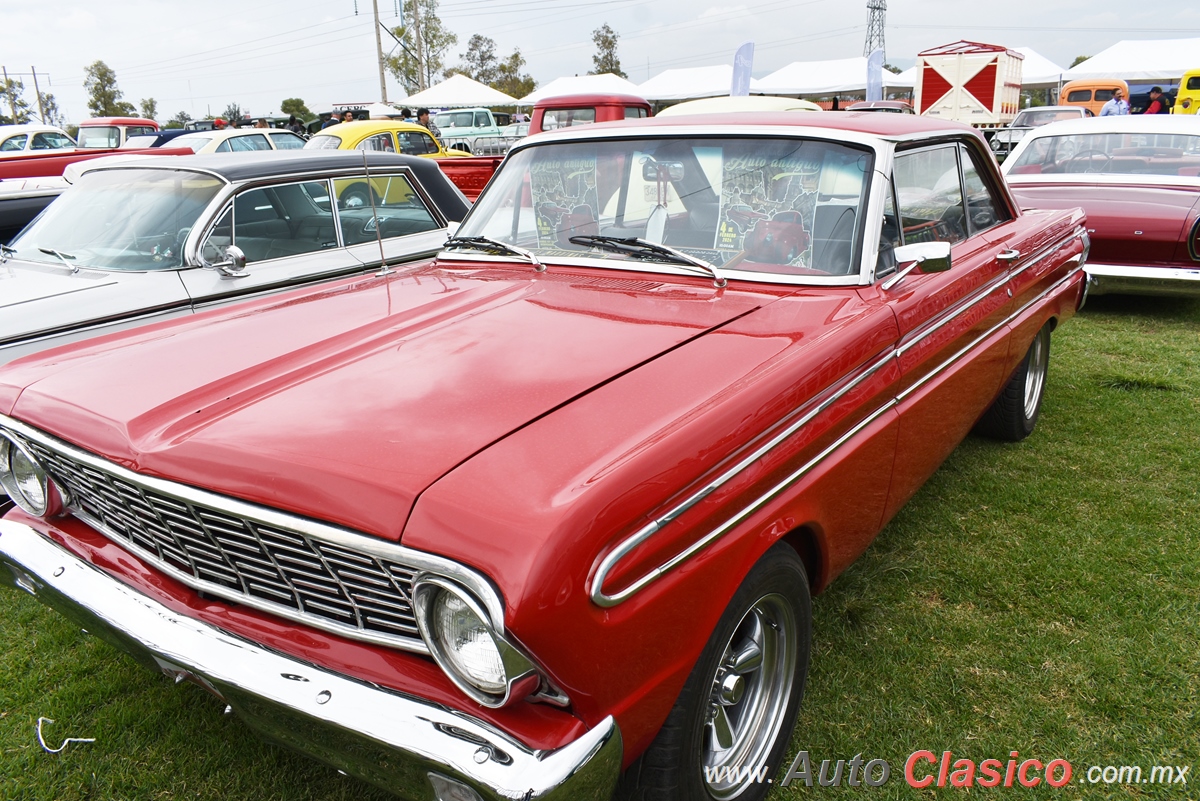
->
1066;90;1092;103
397;131;439;155
356;133;396;152
334;173;439;245
1188;76;1200;91
270;132;306;150
0;134;28;151
625;107;649;119
1094;89;1117;102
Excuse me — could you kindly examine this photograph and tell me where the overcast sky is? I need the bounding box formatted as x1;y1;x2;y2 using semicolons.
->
3;0;1198;122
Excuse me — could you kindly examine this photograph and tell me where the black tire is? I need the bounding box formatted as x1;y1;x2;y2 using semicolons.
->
616;543;811;801
975;323;1051;441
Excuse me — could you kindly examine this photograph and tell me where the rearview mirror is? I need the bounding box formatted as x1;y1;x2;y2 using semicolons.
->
642;159;685;182
893;241;952;273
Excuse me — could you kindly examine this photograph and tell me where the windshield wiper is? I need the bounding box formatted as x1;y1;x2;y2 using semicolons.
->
38;247;80;273
0;243;15;262
568;235;726;286
442;236;543;272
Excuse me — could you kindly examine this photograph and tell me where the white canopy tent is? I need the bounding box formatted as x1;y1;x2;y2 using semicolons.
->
519;74;643;104
637;65;762;101
1013;47;1068;88
363;102;406;119
399;74;517;108
1064;38;1200;82
756;57;914;95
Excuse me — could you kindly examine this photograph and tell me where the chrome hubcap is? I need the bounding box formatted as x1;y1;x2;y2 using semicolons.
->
1023;330;1049;420
702;593;796;799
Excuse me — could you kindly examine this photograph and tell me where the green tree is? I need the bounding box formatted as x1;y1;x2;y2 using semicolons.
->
495;49;535;100
222;103;243;124
84;60;136;116
281;98;311;118
0;78;33;124
38;93;65;127
140;98;158;121
385;0;458;93
1070;55;1091;68
452;34;499;85
589;23;625;78
166;110;193;129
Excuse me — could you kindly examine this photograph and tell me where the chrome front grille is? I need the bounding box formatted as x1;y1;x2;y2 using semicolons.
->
18;434;432;651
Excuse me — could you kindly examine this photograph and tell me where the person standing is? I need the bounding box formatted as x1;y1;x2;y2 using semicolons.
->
1100;89;1129;116
343;111;356;123
321;113;340;129
287;114;304;134
1142;87;1169;114
417;108;443;145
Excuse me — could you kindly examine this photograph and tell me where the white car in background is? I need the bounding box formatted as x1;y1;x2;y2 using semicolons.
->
0;124;76;157
169;128;307;154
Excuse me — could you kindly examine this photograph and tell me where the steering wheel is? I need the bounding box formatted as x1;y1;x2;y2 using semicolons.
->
1067;149;1112;173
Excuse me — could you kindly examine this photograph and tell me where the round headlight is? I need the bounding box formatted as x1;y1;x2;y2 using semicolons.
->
0;433;49;516
991;136;1003;150
430;589;507;694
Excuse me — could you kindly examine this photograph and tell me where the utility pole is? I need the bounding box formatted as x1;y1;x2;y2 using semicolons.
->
864;0;886;61
412;0;426;91
31;66;45;122
371;0;388;102
1;67;16;123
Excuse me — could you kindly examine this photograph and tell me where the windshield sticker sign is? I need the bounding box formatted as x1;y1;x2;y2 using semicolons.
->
531;156;599;248
717;154;821;265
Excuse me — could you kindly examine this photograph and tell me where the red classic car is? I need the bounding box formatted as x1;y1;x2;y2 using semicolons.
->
1003;114;1200;297
0;113;1088;801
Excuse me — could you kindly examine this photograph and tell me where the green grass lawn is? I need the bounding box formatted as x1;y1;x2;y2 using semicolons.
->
1;295;1197;800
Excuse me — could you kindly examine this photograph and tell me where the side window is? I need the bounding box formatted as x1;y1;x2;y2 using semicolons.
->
270;132;305;150
959;144;1005;235
333;173;439;246
230;134;271;152
625;107;648;119
397;132;438;155
201;182;336;264
475;112;490;127
215;139;232;153
356;133;395;152
1066;90;1092;103
876;179;902;277
1;135;28;151
893;145;967;246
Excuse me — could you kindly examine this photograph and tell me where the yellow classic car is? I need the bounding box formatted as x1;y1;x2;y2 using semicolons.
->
303;120;469;159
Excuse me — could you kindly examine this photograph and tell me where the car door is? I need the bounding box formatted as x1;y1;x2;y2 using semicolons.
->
178;178;368;309
874;141;1016;520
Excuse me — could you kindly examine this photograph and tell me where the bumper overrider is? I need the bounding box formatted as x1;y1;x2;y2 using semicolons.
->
0;520;622;801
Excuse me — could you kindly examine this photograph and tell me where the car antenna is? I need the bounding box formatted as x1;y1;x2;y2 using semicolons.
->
361;150;393;277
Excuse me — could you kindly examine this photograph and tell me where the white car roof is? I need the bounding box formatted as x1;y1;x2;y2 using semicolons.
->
1015;114;1200;138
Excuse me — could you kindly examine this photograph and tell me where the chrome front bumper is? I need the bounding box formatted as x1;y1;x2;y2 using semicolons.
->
0;520;622;801
1086;264;1200;298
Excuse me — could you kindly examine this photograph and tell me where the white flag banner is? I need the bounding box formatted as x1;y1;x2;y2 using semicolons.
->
731;42;755;97
866;48;884;102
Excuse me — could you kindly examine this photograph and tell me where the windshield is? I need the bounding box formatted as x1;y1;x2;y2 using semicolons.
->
454;135;873;281
435;111;476;129
1008;131;1200;176
7;168;224;271
77;126;121;148
1013;109;1083;128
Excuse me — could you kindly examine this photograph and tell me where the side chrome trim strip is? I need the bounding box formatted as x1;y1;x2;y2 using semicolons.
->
0;414;506;649
591;261;1085;607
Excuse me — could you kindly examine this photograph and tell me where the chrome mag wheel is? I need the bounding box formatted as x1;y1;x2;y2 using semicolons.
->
702;593;798;799
1023;326;1050;420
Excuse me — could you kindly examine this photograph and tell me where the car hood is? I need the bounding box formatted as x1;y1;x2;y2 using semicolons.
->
2;264;781;541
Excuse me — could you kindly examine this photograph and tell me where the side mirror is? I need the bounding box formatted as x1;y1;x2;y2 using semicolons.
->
211;245;248;278
893;240;952;273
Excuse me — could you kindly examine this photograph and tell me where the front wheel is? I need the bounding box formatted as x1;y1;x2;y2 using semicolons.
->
974;323;1051;441
617;543;811;801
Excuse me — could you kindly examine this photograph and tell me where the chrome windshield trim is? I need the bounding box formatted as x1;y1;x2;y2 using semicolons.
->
590;349;895;607
0;414;506;647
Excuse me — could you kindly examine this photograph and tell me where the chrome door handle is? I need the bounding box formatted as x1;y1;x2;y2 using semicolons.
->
997;249;1020;262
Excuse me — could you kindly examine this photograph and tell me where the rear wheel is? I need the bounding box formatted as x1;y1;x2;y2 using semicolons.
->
975;323;1051;441
617;543;811;801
